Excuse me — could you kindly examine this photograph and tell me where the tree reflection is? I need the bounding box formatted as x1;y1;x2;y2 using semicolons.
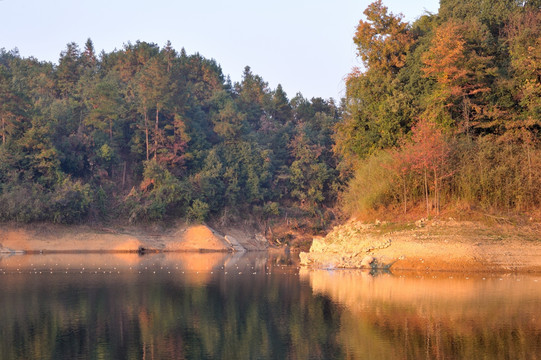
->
302;269;541;359
0;254;343;359
3;255;541;359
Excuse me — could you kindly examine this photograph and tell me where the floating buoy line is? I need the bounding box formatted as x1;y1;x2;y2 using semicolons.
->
0;261;301;276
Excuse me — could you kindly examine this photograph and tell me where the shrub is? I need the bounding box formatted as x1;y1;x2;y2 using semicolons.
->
126;160;192;222
0;184;51;222
187;199;210;223
340;134;541;216
451;136;541;211
342;151;399;215
51;177;92;224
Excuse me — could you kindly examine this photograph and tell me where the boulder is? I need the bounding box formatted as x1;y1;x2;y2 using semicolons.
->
224;235;247;252
360;255;374;268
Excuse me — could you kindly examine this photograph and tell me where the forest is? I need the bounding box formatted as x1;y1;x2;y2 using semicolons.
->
0;0;540;229
0;39;340;225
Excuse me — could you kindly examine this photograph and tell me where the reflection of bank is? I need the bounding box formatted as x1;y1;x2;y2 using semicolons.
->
0;251;277;286
165;252;230;285
0;253;145;272
300;269;541;359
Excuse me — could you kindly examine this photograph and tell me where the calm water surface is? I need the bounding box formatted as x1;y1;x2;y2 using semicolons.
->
1;252;541;359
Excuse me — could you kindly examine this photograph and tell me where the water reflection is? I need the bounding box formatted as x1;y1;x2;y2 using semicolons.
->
300;269;541;359
0;253;342;360
2;253;541;359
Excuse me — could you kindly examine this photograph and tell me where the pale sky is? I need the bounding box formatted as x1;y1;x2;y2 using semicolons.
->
0;0;439;100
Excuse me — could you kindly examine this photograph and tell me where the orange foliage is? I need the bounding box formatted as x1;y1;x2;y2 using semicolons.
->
353;0;413;74
422;21;468;91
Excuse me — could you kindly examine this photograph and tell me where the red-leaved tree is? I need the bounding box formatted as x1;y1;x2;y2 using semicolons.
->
388;119;451;216
410;119;450;216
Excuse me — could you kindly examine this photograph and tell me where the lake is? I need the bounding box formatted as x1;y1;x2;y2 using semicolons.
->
1;252;541;359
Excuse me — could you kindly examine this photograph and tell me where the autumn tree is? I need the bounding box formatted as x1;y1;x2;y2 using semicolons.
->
411;119;450;215
336;0;414;162
353;0;414;74
421;19;495;132
382;119;450;216
138;56;170;159
386;144;415;214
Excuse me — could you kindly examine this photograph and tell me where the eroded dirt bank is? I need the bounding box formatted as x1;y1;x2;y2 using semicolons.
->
300;219;541;273
0;222;268;254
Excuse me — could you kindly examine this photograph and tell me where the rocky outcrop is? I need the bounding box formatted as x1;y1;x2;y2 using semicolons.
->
0;243;15;254
214;226;268;251
300;221;392;269
224;235;247;252
299;218;541;272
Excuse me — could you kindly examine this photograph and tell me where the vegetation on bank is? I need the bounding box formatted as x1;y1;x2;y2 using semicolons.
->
0;0;540;233
337;0;541;219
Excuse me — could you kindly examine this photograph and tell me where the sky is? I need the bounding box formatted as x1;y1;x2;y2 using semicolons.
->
0;0;439;100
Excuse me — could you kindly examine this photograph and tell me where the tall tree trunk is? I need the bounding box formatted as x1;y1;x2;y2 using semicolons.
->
462;96;471;136
122;162;127;189
434;168;439;215
154;105;159;159
144;109;149;161
1;116;5;145
526;144;533;189
403;176;407;214
109;118;113;143
424;167;429;217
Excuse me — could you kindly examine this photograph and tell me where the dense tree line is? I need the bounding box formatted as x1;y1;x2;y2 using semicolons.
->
1;0;539;226
0;41;339;224
337;0;541;217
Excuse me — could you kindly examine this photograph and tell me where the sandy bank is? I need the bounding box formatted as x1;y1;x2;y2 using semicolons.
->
0;222;268;254
300;219;541;273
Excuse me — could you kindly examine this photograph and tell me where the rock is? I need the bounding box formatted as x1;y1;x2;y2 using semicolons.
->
299;220;396;269
255;233;267;243
309;237;327;253
299;252;311;265
224;235;247;252
360;256;374;268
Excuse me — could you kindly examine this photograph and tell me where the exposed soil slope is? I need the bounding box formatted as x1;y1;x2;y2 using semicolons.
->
0;222;268;253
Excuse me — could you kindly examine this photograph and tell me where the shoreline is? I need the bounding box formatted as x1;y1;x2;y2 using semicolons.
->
299;218;541;273
2;219;541;273
0;222;267;254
